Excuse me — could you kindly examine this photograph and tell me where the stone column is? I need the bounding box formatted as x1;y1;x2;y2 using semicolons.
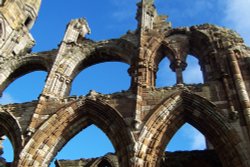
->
228;50;250;138
170;59;187;85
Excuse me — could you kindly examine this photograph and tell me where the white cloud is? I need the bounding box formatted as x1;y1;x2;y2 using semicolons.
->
223;0;250;45
0;93;16;105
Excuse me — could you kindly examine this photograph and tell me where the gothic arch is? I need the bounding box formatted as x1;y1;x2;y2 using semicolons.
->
150;29;213;68
138;91;248;167
0;110;23;166
141;35;175;67
18;98;134;167
0;54;53;95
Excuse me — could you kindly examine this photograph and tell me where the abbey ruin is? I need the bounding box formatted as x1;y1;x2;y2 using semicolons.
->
0;0;250;166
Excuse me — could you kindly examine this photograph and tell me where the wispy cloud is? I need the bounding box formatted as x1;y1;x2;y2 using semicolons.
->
223;0;250;45
0;93;16;105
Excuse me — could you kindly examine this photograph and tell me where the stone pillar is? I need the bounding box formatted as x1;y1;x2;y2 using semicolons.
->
228;50;250;138
170;59;187;85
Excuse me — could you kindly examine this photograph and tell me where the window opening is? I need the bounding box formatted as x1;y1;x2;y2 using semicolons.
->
183;55;203;84
0;71;47;103
166;123;206;151
156;57;175;87
51;125;115;167
0;136;14;165
70;62;130;96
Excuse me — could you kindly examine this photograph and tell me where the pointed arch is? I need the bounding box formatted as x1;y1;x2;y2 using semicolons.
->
18;98;134;167
165;123;206;151
138;91;248;167
0;110;23;166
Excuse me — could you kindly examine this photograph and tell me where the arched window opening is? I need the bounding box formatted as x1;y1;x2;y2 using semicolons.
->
70;62;130;96
156;57;175;88
0;71;47;104
51;125;115;167
166;123;206;152
183;55;203;84
24;16;33;29
0;136;14;165
163;124;222;166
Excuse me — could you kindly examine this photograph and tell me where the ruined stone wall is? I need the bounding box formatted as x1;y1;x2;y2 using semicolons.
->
0;0;250;167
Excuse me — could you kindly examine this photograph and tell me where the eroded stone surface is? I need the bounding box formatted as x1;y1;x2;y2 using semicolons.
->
0;0;250;167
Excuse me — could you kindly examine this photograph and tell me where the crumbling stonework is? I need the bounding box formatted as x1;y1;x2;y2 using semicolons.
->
55;151;222;167
0;0;250;166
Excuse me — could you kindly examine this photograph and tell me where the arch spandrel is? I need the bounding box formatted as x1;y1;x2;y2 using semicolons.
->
0;51;55;96
18;98;134;167
138;91;248;167
147;24;243;67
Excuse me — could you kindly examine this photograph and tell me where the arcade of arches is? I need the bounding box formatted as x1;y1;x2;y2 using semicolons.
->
0;0;250;167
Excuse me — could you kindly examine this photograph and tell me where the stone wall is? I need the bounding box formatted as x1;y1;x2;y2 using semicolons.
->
0;0;250;167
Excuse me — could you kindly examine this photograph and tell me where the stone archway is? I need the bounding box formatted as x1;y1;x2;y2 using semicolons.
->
18;98;134;167
137;91;248;167
42;38;136;98
0;110;23;166
0;54;52;95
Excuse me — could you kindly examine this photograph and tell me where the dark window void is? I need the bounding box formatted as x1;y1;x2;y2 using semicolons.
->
166;123;206;151
0;71;47;104
183;55;203;84
156;57;175;87
70;62;130;95
51;125;115;167
24;16;33;28
0;136;14;163
98;159;112;167
0;23;2;38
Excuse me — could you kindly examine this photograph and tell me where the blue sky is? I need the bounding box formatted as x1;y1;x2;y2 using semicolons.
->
1;0;250;166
